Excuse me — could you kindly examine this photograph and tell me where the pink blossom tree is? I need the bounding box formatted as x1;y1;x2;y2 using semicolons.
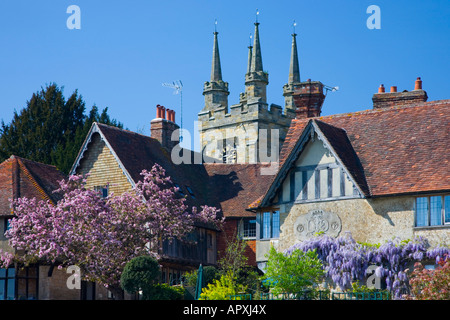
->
0;164;223;298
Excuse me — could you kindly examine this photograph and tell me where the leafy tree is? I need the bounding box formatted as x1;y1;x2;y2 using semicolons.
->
183;265;219;288
0;83;122;173
262;246;325;295
0;164;223;299
217;234;250;281
121;255;160;300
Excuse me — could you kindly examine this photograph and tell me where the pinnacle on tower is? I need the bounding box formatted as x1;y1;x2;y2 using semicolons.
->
250;21;263;73
288;31;300;84
244;10;269;104
247;34;253;75
211;30;222;82
201;23;229;112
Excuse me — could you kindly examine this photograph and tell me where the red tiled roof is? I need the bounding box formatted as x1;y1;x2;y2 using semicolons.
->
278;100;450;197
87;123;272;218
204;163;274;218
0;156;66;216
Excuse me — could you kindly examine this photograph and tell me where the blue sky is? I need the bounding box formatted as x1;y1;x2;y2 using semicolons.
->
0;1;449;150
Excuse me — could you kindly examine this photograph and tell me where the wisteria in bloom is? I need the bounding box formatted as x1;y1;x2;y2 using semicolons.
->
0;164;223;298
285;233;450;299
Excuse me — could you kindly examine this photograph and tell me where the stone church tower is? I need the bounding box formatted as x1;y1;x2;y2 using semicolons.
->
198;20;326;164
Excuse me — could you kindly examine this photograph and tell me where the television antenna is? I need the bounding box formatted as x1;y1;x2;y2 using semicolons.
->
162;80;183;142
324;84;339;95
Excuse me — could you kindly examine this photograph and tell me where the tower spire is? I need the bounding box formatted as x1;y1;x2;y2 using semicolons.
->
250;15;263;73
211;20;222;82
244;10;268;104
247;34;253;74
289;22;300;84
201;21;229;113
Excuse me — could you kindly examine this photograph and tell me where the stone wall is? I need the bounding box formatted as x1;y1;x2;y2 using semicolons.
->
257;195;450;262
198;103;293;164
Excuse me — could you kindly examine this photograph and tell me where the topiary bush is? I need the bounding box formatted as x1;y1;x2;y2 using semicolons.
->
120;255;160;300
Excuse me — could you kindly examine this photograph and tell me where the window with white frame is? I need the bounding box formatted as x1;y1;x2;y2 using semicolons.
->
415;195;450;227
260;211;280;239
239;218;256;239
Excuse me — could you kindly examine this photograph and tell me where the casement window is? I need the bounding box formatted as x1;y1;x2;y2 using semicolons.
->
3;218;12;236
239;218;256;239
0;268;15;300
0;266;38;300
415;195;450;227
260;211;280;239
94;185;108;198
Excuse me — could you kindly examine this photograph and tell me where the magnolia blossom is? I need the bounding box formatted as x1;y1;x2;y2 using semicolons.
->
0;164;223;297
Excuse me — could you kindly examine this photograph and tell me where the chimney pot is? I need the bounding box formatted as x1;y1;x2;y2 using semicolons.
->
390;86;397;93
156;105;162;118
151;106;179;150
415;77;422;90
378;84;385;93
166;109;175;122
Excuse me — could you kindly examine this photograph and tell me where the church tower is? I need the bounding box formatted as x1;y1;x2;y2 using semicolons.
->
198;18;322;164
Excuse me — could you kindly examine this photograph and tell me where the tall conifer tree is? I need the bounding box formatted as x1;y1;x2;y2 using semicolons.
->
0;83;123;173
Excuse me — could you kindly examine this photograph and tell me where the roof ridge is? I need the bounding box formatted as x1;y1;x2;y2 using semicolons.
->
10;154;60;170
95;122;155;140
311;99;450;121
16;157;53;204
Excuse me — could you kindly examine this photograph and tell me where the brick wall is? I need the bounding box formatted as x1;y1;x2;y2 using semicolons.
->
217;218;256;267
372;90;428;109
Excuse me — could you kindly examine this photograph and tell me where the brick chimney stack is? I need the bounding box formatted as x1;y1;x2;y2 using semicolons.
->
372;77;428;109
150;105;180;150
291;79;326;119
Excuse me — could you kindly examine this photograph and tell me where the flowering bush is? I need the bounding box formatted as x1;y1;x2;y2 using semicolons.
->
0;164;222;298
199;272;247;300
286;233;450;299
406;255;450;300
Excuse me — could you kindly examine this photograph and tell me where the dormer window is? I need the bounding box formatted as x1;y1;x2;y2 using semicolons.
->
186;186;196;199
94;185;108;198
173;183;185;196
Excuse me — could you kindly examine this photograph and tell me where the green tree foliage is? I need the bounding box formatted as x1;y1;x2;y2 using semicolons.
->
199;272;247;300
262;246;325;295
0;83;123;173
183;265;219;288
120;255;161;300
121;255;185;300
